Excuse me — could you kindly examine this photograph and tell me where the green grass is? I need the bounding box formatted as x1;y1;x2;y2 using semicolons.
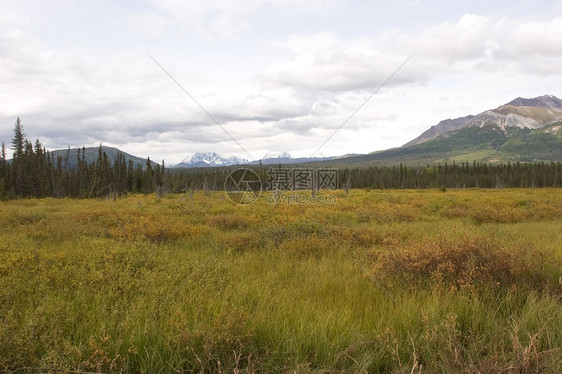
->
0;189;561;373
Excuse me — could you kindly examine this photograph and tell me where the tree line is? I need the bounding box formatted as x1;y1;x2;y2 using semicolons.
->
0;118;164;199
340;161;561;189
1;118;561;199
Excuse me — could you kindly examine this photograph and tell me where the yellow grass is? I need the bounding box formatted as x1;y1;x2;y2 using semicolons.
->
0;188;561;372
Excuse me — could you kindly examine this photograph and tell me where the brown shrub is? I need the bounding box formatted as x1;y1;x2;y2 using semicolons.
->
370;236;555;292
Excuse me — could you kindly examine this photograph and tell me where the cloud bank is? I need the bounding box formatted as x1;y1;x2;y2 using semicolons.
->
1;1;561;163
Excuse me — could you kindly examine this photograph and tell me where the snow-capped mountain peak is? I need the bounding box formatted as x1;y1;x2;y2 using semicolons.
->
262;152;292;160
171;151;335;168
175;152;249;167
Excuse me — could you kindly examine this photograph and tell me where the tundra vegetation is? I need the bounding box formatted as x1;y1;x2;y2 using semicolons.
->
0;188;561;373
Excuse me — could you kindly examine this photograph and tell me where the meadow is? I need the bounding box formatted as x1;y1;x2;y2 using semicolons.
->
0;188;561;373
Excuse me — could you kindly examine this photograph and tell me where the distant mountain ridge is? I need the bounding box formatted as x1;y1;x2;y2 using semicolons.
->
174;152;249;168
263;152;292;159
505;94;562;110
49;146;157;169
307;94;562;167
249;152;335;165
405;94;562;147
403;115;475;147
172;152;335;168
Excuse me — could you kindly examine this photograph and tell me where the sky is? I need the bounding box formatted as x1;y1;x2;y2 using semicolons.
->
1;0;562;164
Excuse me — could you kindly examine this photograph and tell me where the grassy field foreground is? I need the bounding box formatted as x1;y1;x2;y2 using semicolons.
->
0;189;561;373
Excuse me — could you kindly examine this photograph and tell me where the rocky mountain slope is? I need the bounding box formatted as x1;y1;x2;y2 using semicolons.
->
405;95;562;146
309;95;562;167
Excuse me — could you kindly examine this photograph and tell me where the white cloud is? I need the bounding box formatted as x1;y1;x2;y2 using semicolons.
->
409;15;562;76
138;0;342;40
413;14;493;62
508;17;562;57
128;11;171;37
264;33;426;92
263;14;562;97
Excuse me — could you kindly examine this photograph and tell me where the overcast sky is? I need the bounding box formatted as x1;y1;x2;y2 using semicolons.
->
1;0;562;163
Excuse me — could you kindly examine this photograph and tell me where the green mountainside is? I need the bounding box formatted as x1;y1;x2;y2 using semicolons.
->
308;122;561;167
49;146;158;169
308;95;562;167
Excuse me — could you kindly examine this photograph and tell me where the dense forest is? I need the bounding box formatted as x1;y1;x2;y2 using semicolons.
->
1;118;561;199
0;118;165;199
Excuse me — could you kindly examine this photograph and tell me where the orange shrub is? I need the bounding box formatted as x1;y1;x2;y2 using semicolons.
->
370;236;556;292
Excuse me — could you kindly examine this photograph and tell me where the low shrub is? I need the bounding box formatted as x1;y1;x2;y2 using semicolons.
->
370;236;557;293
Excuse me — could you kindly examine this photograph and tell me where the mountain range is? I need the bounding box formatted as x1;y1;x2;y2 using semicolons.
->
174;152;249;168
48;146;159;169
45;94;562;168
172;152;334;168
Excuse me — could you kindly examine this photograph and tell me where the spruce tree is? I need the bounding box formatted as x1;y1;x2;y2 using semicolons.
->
0;142;5;176
142;157;154;194
11;118;25;160
0;142;6;198
22;140;35;196
11;118;26;195
90;145;111;197
33;139;45;196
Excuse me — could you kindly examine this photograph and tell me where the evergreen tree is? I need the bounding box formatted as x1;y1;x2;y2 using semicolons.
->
0;142;6;177
0;142;6;198
76;147;88;196
21;140;35;196
90;145;111;197
113;152;128;196
11;118;25;160
11;118;26;195
33;139;46;196
142;157;154;194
